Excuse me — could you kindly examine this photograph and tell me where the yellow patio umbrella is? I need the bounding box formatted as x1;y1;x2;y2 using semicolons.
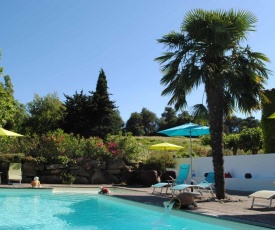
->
0;127;23;137
148;142;183;151
268;112;275;119
148;142;183;170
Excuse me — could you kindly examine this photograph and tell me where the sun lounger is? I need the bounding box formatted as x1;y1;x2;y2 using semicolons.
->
8;163;22;184
152;164;190;194
171;172;215;197
249;190;275;208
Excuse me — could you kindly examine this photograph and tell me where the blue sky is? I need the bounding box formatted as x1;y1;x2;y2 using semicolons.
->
1;0;274;122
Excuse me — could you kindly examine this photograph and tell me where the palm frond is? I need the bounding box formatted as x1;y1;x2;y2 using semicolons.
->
191;104;209;125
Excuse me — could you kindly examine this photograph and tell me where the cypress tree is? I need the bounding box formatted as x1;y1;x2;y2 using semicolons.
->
89;69;118;139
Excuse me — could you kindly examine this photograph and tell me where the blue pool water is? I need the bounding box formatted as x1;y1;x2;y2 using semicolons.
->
0;188;269;230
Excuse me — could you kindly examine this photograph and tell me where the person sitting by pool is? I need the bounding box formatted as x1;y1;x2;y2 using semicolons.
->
31;176;42;188
98;186;110;194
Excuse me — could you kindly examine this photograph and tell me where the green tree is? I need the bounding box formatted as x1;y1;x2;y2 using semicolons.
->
158;107;178;130
125;112;144;136
25;93;66;135
108;110;124;135
224;116;260;134
176;111;193;126
224;134;240;155
261;89;275;153
89;69;118;139
0;75;26;130
239;127;262;153
63;90;91;137
155;9;270;199
140;108;158;135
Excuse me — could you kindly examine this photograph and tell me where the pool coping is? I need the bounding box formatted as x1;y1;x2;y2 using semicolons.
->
0;183;274;229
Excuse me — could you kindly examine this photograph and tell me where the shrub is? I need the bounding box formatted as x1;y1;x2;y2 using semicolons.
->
145;152;175;174
60;171;75;184
106;132;140;162
83;137;110;161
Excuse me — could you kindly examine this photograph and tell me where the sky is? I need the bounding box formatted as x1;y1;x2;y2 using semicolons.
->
1;0;274;122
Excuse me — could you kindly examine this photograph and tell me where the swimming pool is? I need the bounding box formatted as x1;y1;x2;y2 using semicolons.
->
0;188;270;229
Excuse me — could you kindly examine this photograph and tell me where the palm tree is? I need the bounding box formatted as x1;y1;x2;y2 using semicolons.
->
155;9;270;199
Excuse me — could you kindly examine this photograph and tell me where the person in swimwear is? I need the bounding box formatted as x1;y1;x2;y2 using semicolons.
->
31;176;42;188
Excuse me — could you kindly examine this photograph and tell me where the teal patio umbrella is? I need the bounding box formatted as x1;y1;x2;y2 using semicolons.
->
158;123;210;177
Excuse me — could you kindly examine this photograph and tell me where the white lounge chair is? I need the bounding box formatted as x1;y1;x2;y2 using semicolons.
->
8;163;22;184
171;172;215;197
152;164;190;194
249;190;275;208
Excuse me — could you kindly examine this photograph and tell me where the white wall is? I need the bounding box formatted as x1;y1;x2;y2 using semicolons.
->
173;153;275;192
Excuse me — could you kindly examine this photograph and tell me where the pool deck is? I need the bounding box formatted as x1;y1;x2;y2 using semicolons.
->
1;183;275;229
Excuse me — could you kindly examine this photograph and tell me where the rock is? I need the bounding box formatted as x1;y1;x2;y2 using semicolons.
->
45;164;67;170
74;176;89;184
106;169;121;175
69;167;90;177
23;169;37;177
107;159;127;170
91;171;119;184
91;161;106;170
40;175;62;184
140;170;160;187
91;171;110;184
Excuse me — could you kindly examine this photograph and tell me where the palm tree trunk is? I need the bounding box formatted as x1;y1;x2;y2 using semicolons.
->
206;83;225;200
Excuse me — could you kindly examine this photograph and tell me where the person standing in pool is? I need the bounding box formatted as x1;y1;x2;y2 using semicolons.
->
31;176;42;188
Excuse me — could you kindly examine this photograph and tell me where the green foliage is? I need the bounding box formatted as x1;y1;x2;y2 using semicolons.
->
155;8;270;199
224;134;240;155
261;89;275;153
125;112;144;136
106;132;140;162
62;69;122;139
200;135;211;146
56;156;76;165
158;107;178;131
0;153;23;165
144;151;175;174
84;137;110;161
60;171;75;184
140;108;158;135
224;116;260;134
89;69;119;139
23;156;47;164
239;127;262;153
192;146;209;157
0;75;24;128
25;93;66;135
0;136;22;154
62;90;91;137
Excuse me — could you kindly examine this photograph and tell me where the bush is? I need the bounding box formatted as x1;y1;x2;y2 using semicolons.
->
106;132;140;162
144;152;175;174
60;171;75;184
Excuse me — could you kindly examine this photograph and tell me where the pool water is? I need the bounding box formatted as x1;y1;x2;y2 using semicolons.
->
0;188;269;230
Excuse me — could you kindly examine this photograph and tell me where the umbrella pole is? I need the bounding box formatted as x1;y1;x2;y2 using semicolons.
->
190;132;194;192
190;133;193;179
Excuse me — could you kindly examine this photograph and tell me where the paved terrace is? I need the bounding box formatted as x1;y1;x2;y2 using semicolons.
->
1;183;275;229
